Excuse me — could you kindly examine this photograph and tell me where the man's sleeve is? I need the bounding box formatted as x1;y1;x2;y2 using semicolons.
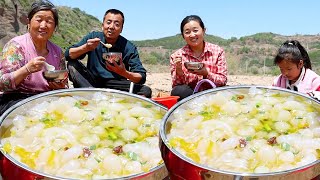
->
65;33;93;61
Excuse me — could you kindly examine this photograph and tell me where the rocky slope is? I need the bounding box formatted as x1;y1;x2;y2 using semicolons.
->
0;0;28;48
0;0;101;49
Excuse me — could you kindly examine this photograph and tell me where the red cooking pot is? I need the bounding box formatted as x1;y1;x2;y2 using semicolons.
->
160;86;320;180
0;88;168;180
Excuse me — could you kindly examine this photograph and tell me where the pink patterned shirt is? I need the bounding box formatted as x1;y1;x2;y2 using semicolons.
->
0;33;64;94
170;42;227;89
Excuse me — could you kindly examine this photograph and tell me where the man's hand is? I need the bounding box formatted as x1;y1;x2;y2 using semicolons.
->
106;60;127;77
85;38;100;51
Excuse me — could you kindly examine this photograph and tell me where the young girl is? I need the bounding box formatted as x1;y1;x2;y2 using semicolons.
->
272;40;320;100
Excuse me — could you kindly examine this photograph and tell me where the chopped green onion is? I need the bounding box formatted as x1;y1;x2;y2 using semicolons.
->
89;145;96;150
127;151;138;161
256;103;261;108
263;123;272;132
280;142;290;151
94;157;101;163
250;147;257;153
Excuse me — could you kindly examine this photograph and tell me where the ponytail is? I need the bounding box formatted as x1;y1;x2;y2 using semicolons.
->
274;40;312;70
294;40;312;69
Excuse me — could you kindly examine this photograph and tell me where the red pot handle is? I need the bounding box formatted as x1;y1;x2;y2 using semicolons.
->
193;79;216;94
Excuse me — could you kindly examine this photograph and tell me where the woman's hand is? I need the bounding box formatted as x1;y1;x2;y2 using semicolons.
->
188;66;208;77
25;56;46;73
48;76;68;90
172;54;184;76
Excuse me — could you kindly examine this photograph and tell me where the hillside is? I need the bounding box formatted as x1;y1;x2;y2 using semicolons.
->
134;33;320;75
0;0;101;50
0;0;319;76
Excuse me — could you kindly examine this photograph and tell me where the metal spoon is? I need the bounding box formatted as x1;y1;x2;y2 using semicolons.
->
100;41;112;48
44;62;55;71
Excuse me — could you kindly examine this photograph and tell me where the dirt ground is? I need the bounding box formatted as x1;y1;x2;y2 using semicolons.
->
146;73;276;97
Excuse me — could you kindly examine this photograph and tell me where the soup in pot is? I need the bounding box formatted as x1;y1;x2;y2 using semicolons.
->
166;87;320;173
1;92;165;179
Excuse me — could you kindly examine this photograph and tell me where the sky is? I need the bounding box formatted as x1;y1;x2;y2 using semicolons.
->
51;0;320;41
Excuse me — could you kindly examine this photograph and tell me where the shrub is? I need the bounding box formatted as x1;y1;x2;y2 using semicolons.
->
250;66;259;75
270;66;281;76
239;46;250;54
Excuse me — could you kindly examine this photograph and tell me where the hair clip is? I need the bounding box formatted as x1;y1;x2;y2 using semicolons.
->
288;42;294;45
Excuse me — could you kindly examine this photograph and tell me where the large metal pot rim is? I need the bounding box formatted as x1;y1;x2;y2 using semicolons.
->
0;88;167;180
160;85;320;177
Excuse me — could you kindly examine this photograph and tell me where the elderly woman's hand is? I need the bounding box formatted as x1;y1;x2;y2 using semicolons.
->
24;56;46;74
48;75;68;90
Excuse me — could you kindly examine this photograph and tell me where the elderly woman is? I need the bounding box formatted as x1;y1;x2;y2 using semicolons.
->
0;0;68;115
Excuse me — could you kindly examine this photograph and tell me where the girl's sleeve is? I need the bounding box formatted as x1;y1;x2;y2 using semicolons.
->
0;41;25;92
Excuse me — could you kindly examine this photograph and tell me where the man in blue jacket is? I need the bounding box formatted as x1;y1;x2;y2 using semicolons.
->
65;9;152;97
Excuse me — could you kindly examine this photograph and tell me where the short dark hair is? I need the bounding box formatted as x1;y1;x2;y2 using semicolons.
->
274;40;312;69
180;15;205;36
103;9;125;26
28;0;59;27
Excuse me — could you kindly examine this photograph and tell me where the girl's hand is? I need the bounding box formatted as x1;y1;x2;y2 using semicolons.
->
25;56;46;73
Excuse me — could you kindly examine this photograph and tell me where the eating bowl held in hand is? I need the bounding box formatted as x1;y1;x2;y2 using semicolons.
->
184;62;204;70
43;69;68;81
103;52;122;65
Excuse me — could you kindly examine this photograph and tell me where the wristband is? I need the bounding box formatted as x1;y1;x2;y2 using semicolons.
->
25;65;31;74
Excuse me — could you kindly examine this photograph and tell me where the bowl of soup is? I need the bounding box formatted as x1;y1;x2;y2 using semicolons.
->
0;88;168;180
43;69;68;81
160;86;320;180
184;62;204;70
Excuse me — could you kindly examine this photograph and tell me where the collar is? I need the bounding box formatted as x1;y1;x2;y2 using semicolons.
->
285;66;306;91
181;41;208;59
101;36;121;53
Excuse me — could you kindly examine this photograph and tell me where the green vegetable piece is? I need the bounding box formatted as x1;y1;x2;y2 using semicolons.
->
89;145;96;150
263;123;272;132
108;132;118;140
256;103;261;108
250;147;257;153
127;151;138;161
280;142;290;151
